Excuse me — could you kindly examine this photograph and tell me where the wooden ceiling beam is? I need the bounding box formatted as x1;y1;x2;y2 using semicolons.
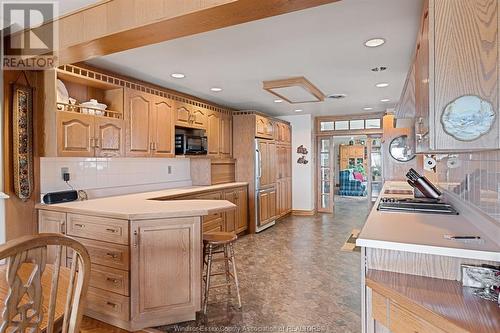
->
45;0;339;65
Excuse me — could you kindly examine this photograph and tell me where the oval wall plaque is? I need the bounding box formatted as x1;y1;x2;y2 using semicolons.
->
441;95;495;141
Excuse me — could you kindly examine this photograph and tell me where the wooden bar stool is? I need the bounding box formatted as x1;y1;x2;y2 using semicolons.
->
203;231;242;314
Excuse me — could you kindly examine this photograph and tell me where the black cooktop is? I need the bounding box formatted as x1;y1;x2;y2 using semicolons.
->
377;197;459;215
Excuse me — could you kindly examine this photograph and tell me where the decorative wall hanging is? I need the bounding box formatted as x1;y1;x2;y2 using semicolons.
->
389;135;415;162
12;73;34;201
296;145;309;164
441;95;495;141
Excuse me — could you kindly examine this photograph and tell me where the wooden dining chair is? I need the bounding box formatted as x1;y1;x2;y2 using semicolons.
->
0;233;91;333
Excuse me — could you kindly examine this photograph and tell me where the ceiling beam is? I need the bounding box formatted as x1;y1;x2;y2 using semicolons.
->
42;0;339;65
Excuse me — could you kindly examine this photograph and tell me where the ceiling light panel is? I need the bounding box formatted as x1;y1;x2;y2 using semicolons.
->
263;77;324;104
364;38;385;47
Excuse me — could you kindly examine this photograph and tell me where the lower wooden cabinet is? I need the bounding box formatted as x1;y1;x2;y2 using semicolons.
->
129;217;201;330
38;210;203;331
276;178;292;218
258;186;278;227
372;290;446;333
193;185;248;234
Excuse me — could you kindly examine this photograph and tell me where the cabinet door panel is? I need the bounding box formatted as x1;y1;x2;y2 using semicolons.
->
38;210;66;264
125;89;152;157
130;218;201;322
57;112;95;157
223;190;236;232
414;3;430;153
236;187;248;233
268;188;277;220
258;191;269;224
95;117;124;157
433;0;499;150
219;113;232;158
258;141;270;186
207;111;220;157
152;97;174;157
192;108;207;129
175;103;191;127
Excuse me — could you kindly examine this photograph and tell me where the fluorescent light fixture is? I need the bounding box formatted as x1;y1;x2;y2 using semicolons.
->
380;98;391;102
363;107;373;111
274;99;283;103
210;87;223;92
294;109;303;112
375;82;389;88
171;73;185;79
364;38;386;48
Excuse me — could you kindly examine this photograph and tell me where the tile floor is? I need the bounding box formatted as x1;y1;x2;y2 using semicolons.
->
158;196;373;333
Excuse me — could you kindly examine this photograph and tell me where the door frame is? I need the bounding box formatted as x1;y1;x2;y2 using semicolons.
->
316;136;335;213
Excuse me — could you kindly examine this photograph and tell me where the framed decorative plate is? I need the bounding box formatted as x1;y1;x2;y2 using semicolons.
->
441;95;495;141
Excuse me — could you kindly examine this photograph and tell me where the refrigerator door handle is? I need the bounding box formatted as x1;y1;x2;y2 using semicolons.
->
256;148;262;180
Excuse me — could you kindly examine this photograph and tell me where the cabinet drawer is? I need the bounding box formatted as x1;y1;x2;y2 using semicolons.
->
67;213;129;245
86;286;129;321
203;217;223;234
90;264;129;296
73;237;129;270
389;303;445;333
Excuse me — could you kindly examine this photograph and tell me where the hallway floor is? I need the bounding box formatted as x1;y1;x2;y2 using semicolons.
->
158;197;373;333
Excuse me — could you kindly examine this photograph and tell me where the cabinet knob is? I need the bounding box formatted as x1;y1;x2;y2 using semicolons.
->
106;301;117;308
106;277;120;284
74;223;85;228
106;228;118;233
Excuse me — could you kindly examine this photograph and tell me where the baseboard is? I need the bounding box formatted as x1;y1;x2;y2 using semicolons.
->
292;209;316;216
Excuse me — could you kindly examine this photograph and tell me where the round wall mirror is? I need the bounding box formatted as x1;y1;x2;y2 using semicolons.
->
389;135;415;162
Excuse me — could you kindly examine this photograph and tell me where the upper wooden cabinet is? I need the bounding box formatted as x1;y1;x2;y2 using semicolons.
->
125;88;174;157
275;122;292;144
175;102;207;129
219;112;233;158
207;111;221;157
125;89;153;157
256;115;274;139
57;111;125;158
151;98;174;157
410;0;499;152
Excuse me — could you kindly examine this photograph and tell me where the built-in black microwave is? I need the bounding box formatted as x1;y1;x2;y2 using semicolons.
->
175;134;207;155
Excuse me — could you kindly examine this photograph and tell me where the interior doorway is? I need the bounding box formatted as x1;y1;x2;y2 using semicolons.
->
317;135;383;213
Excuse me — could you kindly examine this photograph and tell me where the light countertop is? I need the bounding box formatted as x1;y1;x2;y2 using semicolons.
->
36;182;248;221
356;181;500;262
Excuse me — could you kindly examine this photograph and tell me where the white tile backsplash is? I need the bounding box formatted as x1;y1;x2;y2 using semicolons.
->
40;157;192;199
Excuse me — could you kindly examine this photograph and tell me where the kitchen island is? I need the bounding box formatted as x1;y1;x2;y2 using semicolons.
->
356;181;500;333
36;182;247;331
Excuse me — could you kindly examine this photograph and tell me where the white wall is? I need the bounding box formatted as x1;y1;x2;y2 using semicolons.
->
278;114;315;211
40;157;192;199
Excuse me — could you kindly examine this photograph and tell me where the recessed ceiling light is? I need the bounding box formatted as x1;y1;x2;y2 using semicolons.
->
171;73;185;79
380;98;391;102
294;109;303;112
364;38;386;48
375;82;389;88
274;99;283;103
363;107;373;111
210;87;222;92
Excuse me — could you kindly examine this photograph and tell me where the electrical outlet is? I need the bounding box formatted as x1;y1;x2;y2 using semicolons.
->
61;167;69;180
167;166;172;174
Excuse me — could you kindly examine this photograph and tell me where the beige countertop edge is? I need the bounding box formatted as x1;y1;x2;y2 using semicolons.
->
36;200;236;221
356;181;500;262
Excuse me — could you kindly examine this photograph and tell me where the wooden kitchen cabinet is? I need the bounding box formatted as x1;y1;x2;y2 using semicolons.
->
224;187;248;233
39;208;205;330
57;111;125;158
258;186;277;227
256;115;274;139
129;217;201;330
207;111;221;157
125;88;153;157
151;97;174;157
57;111;95;157
95;116;125;157
125;88;174;157
38;210;67;264
219;112;233;158
175;102;207;129
410;0;500;151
